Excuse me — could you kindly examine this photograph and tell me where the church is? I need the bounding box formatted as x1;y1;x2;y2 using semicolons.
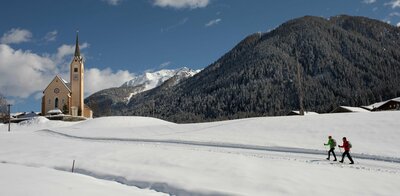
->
41;33;93;118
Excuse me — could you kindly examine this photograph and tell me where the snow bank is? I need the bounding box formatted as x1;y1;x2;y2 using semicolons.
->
73;116;175;129
18;116;50;126
0;163;166;196
0;117;78;133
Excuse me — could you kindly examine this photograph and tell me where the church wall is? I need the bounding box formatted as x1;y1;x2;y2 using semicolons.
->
42;77;71;115
84;105;93;118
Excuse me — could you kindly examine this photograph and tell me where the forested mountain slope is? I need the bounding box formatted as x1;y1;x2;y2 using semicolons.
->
88;15;400;123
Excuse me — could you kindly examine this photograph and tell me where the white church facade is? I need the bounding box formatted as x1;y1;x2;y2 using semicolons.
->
41;33;93;118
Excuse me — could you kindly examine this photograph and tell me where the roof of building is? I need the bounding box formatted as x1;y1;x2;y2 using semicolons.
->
74;31;80;57
288;111;319;115
363;97;400;110
43;75;71;93
18;112;39;118
392;97;400;102
336;106;370;112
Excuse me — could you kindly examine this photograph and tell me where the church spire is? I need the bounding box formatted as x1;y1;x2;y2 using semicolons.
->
74;31;80;57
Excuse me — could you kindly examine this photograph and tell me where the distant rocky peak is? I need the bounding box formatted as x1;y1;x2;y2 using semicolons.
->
121;67;200;90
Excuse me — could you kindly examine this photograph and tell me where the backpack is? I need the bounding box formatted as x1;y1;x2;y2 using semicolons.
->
332;139;337;146
348;141;352;148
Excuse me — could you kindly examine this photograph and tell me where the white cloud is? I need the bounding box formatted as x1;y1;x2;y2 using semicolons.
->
205;18;221;27
1;28;32;44
102;0;122;6
159;61;171;68
0;44;57;98
362;0;376;4
84;68;135;96
54;42;89;62
390;12;400;17
0;42;136;100
397;22;400;27
44;30;58;42
161;18;189;32
385;0;400;8
153;0;210;9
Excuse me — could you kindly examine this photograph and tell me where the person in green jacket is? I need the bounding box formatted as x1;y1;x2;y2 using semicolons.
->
324;136;337;161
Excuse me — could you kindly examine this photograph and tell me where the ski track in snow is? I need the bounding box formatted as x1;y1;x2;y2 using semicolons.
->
7;128;399;196
38;129;400;165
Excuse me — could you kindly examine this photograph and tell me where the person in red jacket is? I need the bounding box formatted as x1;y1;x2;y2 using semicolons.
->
338;137;354;164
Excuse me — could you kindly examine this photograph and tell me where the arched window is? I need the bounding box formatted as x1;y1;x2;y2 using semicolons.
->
55;98;59;108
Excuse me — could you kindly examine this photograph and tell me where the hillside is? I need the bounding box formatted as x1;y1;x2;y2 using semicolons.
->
85;68;199;116
89;15;400;122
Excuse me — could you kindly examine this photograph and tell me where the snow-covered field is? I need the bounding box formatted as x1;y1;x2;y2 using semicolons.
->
1;111;400;195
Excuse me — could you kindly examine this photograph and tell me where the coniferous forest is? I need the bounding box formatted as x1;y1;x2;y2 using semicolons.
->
86;15;400;123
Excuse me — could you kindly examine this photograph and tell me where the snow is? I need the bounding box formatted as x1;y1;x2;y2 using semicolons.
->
0;163;165;196
61;78;68;84
392;97;400;102
47;108;62;115
363;97;400;110
122;67;200;104
363;100;387;110
125;93;135;104
340;106;370;112
289;110;319;115
18;116;49;125
1;111;400;195
121;67;200;91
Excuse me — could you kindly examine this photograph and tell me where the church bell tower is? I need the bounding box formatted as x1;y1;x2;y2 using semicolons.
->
70;32;84;116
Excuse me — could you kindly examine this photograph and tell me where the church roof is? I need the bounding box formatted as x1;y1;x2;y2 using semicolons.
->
43;75;71;93
74;31;80;57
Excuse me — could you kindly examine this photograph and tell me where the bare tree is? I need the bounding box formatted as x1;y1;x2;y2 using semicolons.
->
296;61;305;115
0;93;8;123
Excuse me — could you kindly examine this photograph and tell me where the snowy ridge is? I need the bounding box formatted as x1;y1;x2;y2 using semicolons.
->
121;67;200;90
120;67;200;104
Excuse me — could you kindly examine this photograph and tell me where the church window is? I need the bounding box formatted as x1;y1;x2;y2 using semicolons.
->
74;68;78;72
55;98;59;108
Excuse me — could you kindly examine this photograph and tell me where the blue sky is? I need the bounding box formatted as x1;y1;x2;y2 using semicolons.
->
1;0;400;112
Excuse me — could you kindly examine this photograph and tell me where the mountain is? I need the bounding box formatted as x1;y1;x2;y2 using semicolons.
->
88;15;400;122
121;67;199;89
85;67;200;116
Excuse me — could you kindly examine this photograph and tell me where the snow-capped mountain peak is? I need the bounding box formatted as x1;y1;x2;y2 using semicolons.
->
121;67;199;90
120;67;200;104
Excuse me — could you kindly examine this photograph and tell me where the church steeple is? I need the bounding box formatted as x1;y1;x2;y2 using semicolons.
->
74;31;80;57
70;31;84;117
